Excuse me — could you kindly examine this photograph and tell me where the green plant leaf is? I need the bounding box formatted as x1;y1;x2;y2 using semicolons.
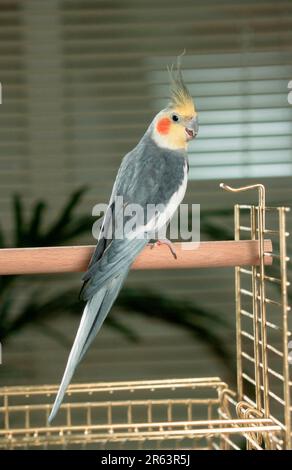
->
13;194;25;246
43;187;87;244
28;201;47;244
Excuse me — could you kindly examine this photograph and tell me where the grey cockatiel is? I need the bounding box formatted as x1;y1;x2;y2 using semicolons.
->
48;66;198;423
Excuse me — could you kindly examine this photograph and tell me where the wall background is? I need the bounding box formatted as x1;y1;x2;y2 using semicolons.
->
0;0;292;392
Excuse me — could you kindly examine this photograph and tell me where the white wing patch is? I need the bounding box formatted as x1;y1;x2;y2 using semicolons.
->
135;161;188;238
154;161;188;232
119;161;188;241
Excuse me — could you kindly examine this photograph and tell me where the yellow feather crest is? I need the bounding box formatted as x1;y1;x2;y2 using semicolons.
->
168;54;195;117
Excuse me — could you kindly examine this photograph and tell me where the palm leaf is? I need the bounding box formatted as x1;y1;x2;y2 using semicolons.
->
28;201;47;244
13;194;25;246
43;187;87;244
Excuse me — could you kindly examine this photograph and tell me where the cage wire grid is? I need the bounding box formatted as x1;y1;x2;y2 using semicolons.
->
0;183;291;450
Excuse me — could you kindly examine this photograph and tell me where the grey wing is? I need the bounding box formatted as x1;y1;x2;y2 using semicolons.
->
80;144;166;301
82;152;134;272
79;198;117;299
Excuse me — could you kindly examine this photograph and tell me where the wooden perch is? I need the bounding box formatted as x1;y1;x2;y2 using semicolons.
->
0;240;272;275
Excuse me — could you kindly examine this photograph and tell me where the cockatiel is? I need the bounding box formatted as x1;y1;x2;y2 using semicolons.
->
48;63;198;423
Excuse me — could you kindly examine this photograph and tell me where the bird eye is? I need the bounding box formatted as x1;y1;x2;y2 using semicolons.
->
172;114;179;122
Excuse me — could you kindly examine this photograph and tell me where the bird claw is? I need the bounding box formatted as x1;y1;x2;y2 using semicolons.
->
149;239;177;260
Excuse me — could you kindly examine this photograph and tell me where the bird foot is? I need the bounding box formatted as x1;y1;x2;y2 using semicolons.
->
149;239;177;260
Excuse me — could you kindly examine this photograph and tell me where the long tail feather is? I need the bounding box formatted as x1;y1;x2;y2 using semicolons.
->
78;270;129;365
48;273;127;423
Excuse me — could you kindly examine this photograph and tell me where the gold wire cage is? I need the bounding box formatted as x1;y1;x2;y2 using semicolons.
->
0;183;291;450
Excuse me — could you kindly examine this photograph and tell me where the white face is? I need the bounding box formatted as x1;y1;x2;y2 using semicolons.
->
152;109;198;150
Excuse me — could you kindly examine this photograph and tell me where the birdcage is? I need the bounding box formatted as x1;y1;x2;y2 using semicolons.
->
0;183;290;450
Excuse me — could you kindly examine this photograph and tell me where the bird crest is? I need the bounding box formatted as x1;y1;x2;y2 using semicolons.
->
168;54;195;117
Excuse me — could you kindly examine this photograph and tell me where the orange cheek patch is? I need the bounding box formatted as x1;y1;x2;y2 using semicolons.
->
157;117;171;135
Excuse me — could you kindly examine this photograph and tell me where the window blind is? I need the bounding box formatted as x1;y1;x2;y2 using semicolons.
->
1;0;292;216
0;1;28;225
150;52;292;179
60;0;292;190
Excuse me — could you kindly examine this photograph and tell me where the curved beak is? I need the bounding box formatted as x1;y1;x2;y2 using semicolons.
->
185;115;199;140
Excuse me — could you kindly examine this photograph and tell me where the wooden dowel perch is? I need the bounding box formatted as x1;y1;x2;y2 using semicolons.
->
0;240;272;275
